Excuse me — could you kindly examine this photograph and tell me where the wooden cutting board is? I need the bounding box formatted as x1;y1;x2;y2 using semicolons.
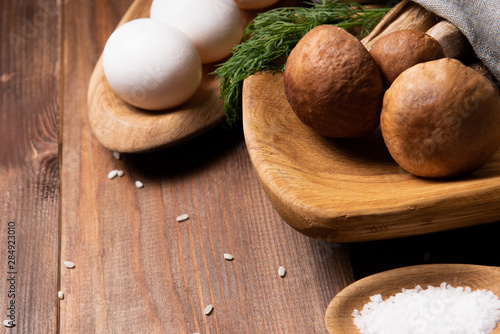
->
242;71;500;242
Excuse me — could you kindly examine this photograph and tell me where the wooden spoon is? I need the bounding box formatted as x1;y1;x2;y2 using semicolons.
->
87;0;226;153
325;264;500;333
87;0;307;153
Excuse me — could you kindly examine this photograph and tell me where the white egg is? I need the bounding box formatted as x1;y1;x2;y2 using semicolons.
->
233;0;280;9
102;18;202;110
150;0;243;64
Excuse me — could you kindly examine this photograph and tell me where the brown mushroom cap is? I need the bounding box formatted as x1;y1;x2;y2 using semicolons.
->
284;25;384;138
370;29;445;87
381;58;500;178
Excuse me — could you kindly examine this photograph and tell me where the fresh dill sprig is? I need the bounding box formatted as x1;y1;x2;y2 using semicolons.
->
213;0;390;127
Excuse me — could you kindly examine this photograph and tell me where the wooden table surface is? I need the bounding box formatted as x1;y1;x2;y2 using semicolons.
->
2;0;500;333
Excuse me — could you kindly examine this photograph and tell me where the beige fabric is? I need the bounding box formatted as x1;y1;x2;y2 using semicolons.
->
412;0;500;81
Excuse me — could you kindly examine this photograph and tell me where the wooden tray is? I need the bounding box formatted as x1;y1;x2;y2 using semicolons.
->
242;71;500;242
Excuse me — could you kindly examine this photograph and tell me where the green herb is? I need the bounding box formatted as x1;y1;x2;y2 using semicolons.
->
213;0;391;127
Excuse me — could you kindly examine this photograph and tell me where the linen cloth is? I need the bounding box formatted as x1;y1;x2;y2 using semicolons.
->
412;0;500;81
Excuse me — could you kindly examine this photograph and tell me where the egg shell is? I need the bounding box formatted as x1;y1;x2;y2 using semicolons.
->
233;0;280;10
150;0;243;64
102;18;202;110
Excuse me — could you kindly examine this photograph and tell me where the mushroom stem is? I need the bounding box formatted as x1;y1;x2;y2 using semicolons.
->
426;20;473;60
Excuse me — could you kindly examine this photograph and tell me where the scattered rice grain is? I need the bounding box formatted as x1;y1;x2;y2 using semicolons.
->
117;170;124;177
58;291;64;300
3;320;15;327
63;261;75;269
204;304;214;315
112;151;121;160
176;214;189;222
278;266;286;277
135;181;144;188
224;253;234;261
108;170;119;179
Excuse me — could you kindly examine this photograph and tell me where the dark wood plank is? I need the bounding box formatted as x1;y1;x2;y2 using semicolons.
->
60;0;354;333
0;0;60;332
59;0;132;332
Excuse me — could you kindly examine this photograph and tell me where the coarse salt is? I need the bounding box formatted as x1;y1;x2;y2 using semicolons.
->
278;266;286;277
204;304;214;315
58;291;64;300
224;253;234;261
352;282;500;334
176;214;189;222
135;181;144;188
63;261;75;269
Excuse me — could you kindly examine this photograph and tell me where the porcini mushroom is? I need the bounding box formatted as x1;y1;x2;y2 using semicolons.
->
369;29;445;87
284;25;384;138
369;21;473;88
381;58;500;178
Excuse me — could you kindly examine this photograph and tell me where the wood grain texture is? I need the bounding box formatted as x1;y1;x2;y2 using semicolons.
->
242;71;500;242
325;264;500;333
60;0;354;333
4;0;500;333
0;0;60;332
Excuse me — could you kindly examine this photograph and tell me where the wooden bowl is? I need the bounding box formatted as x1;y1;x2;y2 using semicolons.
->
242;71;500;242
324;264;500;333
242;0;500;242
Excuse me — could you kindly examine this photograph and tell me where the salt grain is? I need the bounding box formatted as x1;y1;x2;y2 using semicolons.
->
176;214;189;222
3;320;15;327
204;304;214;315
353;282;500;334
58;291;64;300
135;181;144;188
278;266;286;277
224;253;234;261
108;170;119;179
112;151;121;160
63;261;75;269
